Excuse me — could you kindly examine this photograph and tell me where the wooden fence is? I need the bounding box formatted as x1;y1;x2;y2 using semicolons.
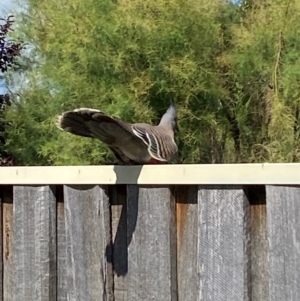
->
0;164;299;301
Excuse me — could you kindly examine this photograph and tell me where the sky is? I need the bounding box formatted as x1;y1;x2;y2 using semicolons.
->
1;0;15;13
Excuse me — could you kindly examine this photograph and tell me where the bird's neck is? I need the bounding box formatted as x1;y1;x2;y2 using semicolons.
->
158;121;175;138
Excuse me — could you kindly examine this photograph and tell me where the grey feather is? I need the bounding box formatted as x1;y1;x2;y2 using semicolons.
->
57;105;178;164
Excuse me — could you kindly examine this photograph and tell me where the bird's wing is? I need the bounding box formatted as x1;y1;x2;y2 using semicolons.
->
57;108;144;146
57;108;177;163
131;124;178;162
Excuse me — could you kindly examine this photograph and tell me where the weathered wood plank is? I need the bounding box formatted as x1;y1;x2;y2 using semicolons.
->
3;163;300;185
3;203;13;301
57;202;67;301
63;185;113;301
110;185;128;301
198;186;251;301
57;185;67;301
248;186;269;301
2;185;13;301
266;185;300;301
0;187;7;301
176;186;199;301
13;185;57;301
127;185;177;301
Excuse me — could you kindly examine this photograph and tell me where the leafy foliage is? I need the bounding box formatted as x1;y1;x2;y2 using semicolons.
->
0;16;23;73
0;15;24;165
3;0;300;165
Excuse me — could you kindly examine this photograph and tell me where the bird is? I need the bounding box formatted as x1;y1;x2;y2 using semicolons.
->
56;103;179;165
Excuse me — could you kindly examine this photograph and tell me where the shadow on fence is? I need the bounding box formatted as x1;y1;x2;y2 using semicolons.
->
0;183;299;301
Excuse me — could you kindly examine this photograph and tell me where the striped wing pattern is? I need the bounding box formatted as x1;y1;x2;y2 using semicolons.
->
131;125;177;162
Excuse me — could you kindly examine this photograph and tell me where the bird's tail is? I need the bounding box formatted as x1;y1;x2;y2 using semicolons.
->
57;108;104;138
56;108;134;145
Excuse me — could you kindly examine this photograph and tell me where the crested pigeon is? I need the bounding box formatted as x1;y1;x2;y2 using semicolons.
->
56;104;178;164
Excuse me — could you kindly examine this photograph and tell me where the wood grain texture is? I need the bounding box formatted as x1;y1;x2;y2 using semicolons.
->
63;185;113;301
3;163;300;185
13;185;57;301
110;185;128;301
176;186;199;301
248;187;269;301
127;185;177;301
2;186;13;301
57;201;67;301
266;185;300;301
198;186;251;301
56;185;66;301
0;187;7;301
3;202;13;301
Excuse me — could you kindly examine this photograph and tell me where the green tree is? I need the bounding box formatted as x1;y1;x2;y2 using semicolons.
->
0;15;23;165
223;0;300;162
4;0;233;165
4;0;300;165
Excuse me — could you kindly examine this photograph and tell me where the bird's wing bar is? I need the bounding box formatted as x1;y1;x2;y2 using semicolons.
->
132;126;167;162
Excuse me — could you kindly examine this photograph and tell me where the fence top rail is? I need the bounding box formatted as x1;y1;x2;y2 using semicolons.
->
0;163;300;185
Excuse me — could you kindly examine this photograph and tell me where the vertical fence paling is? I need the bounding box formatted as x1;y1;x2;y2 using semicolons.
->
266;185;300;301
176;186;199;301
110;185;127;301
0;184;300;300
126;186;177;301
13;186;56;301
56;191;66;301
198;187;251;301
2;187;13;301
250;186;269;301
63;185;112;300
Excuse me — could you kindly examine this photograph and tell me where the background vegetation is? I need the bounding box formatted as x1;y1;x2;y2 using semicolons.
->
1;0;300;165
